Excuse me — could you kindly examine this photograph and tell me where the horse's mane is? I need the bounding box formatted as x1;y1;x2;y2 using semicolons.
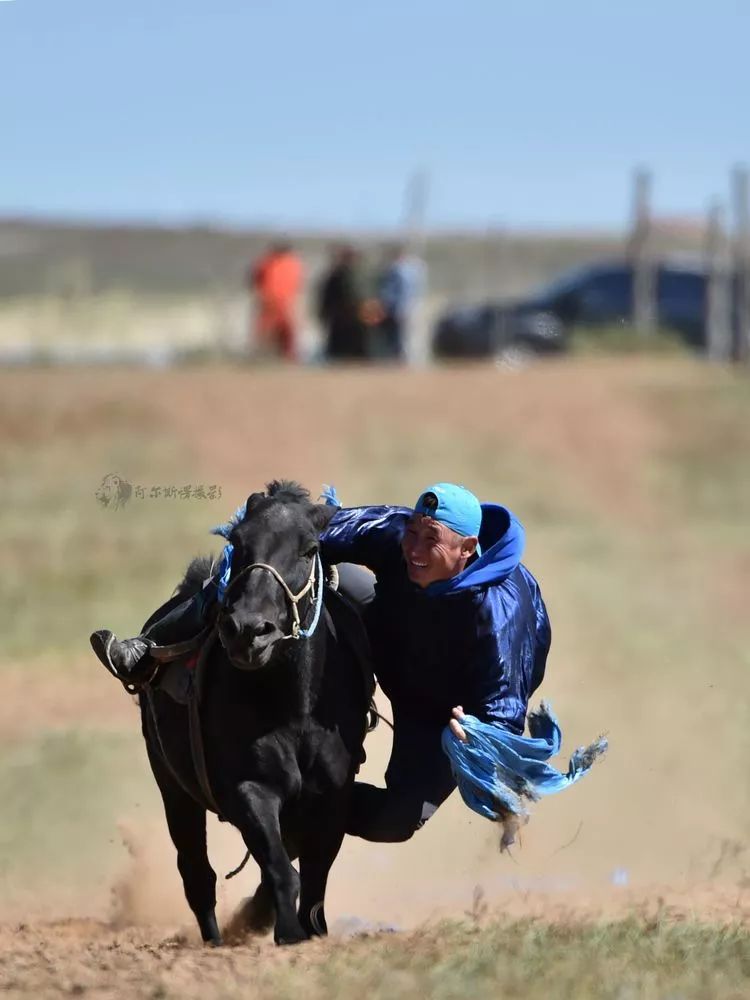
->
242;480;315;520
263;479;312;505
174;554;215;599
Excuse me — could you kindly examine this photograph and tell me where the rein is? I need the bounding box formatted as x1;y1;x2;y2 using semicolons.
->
220;554;324;641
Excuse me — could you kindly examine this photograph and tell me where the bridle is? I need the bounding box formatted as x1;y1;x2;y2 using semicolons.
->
218;554;324;641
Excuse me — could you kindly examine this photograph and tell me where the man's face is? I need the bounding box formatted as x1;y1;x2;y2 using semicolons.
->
401;514;477;588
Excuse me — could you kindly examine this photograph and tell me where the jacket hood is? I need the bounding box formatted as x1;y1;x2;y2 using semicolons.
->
425;504;525;595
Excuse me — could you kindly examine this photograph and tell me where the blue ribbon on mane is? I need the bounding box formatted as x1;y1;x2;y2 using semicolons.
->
209;501;247;602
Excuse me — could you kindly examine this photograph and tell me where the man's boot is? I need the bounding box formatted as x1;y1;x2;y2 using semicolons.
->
90;630;156;688
90;586;214;690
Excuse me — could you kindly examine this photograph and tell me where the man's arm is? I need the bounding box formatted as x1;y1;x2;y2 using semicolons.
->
319;505;410;575
519;565;551;694
463;567;552;733
461;595;532;735
463;636;528;734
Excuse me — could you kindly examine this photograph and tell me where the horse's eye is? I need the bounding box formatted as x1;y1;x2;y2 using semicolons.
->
303;543;319;559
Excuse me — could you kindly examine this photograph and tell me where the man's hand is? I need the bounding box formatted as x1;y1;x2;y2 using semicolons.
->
449;705;468;743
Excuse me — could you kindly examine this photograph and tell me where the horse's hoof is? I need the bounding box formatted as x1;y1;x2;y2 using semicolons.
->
224;885;275;942
275;927;309;946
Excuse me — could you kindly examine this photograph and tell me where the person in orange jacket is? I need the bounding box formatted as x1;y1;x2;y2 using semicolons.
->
249;242;304;361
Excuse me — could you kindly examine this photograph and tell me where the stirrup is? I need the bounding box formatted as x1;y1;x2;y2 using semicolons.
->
366;699;380;733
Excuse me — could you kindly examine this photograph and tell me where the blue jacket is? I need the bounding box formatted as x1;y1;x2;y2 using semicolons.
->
320;504;551;734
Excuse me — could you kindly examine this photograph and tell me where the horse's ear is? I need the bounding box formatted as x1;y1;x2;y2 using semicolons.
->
311;503;338;532
244;492;266;518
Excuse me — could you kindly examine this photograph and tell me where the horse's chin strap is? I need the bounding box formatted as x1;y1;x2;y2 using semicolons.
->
223;554;324;641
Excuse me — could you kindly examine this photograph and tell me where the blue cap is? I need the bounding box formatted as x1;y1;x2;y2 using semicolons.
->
413;483;482;555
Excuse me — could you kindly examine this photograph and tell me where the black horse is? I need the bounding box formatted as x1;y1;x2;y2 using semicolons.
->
139;481;371;945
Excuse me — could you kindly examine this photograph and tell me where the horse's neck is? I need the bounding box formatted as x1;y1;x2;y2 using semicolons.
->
230;631;326;720
276;640;323;717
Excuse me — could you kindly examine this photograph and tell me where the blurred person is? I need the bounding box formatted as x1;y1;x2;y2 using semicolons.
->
90;482;550;844
248;241;303;361
316;244;372;360
373;244;425;361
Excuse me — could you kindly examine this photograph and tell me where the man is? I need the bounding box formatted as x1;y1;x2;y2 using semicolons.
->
320;483;550;842
373;244;424;362
90;482;550;843
249;242;303;361
316;244;371;360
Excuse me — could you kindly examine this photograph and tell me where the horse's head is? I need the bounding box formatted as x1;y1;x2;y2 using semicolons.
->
217;481;336;671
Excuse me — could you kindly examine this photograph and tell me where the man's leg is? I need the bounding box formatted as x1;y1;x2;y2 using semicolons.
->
335;563;375;609
90;584;214;684
346;715;456;842
334;566;456;837
277;309;297;362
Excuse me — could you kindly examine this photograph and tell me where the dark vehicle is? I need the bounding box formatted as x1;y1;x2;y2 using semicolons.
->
433;259;727;361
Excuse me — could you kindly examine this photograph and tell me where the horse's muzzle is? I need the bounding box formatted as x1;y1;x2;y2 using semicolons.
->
219;625;283;672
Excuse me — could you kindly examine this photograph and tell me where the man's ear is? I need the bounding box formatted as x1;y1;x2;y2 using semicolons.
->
461;536;479;558
311;503;338;532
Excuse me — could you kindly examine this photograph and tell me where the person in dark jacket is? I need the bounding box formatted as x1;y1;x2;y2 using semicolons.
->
316;244;371;360
320;482;551;842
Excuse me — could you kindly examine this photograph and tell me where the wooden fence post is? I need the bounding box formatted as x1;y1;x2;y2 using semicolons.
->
403;168;429;258
629;167;657;334
706;201;732;361
732;165;750;362
402;168;430;366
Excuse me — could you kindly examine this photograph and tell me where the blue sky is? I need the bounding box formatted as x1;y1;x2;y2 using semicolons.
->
1;0;747;230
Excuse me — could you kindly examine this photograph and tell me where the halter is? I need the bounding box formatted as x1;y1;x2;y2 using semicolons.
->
220;554;324;641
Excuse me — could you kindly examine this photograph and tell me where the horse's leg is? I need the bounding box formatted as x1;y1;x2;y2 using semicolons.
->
146;743;221;945
232;782;306;946
297;796;347;937
228;822;303;939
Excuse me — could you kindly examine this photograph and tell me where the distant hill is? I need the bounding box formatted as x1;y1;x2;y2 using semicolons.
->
0;217;707;302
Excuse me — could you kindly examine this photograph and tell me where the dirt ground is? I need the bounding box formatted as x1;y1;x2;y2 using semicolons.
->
1;881;749;1000
1;358;748;997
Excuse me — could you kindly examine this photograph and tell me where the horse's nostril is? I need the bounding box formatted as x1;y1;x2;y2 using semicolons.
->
251;619;276;639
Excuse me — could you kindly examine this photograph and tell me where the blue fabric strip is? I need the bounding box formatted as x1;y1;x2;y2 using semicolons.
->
441;702;607;836
210;501;248;540
213;542;234;603
320;484;342;507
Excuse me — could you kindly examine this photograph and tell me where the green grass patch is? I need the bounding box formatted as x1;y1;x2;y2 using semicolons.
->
570;322;691;356
246;918;750;1000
